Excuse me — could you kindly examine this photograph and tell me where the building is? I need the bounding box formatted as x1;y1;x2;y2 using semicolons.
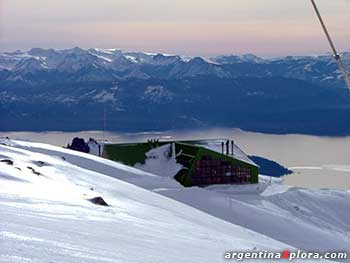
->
103;139;259;187
173;141;258;187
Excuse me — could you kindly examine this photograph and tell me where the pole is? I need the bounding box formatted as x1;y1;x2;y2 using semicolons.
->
310;0;350;88
103;105;106;141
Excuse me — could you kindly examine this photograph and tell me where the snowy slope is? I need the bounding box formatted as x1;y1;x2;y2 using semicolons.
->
0;142;297;263
134;144;183;178
1;139;349;262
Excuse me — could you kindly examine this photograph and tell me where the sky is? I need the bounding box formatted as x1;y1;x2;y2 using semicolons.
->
0;0;349;57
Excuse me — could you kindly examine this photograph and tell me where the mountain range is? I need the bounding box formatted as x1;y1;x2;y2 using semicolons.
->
1;47;350;135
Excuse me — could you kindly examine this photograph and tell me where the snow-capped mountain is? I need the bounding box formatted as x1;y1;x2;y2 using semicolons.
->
211;53;267;64
0;48;187;73
0;47;349;86
1;47;350;135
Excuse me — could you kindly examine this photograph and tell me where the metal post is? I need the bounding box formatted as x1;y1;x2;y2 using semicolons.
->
310;0;350;88
103;105;107;141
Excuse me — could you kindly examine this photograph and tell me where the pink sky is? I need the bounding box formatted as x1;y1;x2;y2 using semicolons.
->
0;0;349;56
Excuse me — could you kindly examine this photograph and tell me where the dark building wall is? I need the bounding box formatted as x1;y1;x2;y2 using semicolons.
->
192;155;251;186
176;143;259;187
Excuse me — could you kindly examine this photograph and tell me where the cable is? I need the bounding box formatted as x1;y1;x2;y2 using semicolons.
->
310;0;350;89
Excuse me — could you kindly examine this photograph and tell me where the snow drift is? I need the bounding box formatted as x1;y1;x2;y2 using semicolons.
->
0;141;292;263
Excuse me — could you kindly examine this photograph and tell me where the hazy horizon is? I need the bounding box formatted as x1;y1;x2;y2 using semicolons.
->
0;46;346;59
1;0;349;57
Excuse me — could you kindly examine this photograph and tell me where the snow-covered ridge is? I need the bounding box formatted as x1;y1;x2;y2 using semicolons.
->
1;138;349;263
2;47;347;72
0;139;299;263
0;48;192;71
1;47;348;89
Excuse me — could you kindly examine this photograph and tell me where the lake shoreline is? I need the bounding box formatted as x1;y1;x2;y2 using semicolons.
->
2;126;350;138
2;128;350;190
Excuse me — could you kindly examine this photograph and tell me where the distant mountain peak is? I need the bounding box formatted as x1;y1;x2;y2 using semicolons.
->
212;54;266;64
0;47;348;86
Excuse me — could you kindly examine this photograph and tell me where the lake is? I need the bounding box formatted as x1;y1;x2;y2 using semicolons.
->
2;128;350;190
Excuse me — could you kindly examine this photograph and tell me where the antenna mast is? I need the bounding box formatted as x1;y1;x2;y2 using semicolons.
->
103;105;106;141
310;0;350;89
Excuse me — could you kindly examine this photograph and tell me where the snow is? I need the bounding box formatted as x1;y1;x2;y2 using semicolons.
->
0;140;297;263
135;144;183;178
1;138;348;262
303;64;312;72
87;139;103;157
90;53;113;63
93;91;117;103
143;85;174;103
124;55;138;63
321;76;335;81
93;48;120;55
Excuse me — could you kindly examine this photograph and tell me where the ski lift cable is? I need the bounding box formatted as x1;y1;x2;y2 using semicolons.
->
310;0;350;89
